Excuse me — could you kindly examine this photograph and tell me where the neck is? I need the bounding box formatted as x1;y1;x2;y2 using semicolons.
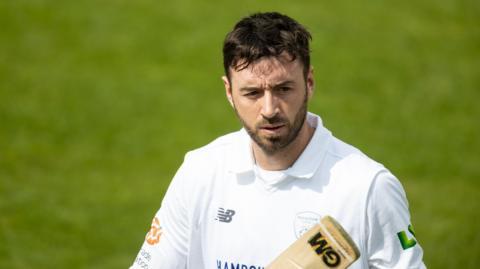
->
252;121;315;171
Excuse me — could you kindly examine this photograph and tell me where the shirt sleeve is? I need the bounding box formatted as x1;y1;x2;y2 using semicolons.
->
130;161;191;269
366;171;427;268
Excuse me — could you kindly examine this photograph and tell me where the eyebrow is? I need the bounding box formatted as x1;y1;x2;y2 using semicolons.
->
274;80;295;88
238;80;295;92
238;86;261;92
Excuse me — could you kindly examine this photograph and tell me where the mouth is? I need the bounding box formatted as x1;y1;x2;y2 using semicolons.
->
259;124;286;133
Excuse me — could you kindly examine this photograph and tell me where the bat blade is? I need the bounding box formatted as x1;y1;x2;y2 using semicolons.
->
266;216;360;269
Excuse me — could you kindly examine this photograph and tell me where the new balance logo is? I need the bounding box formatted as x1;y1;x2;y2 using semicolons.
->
215;207;236;223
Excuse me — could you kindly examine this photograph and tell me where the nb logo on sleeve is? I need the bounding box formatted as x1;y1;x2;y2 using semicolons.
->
215;207;236;223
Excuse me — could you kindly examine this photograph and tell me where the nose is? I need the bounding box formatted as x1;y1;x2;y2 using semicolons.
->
261;91;278;119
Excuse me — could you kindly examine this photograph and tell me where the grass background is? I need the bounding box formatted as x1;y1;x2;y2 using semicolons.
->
0;0;478;268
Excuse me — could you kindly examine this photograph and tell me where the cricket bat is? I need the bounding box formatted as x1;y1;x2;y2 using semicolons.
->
266;216;360;269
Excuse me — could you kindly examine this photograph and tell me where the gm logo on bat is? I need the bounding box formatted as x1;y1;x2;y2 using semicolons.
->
308;231;341;267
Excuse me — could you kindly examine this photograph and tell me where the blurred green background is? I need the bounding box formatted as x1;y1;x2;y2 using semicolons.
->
1;0;479;268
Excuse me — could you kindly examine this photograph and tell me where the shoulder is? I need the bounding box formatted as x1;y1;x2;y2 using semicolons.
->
183;130;243;164
324;135;410;223
168;130;245;217
175;129;246;185
324;135;386;182
368;171;409;220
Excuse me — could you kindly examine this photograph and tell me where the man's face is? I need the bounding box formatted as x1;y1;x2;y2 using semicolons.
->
223;54;314;155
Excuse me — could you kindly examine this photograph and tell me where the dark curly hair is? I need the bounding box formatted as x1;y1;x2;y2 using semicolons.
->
223;12;312;79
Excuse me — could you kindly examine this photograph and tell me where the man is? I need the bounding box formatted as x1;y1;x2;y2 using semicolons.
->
130;12;426;269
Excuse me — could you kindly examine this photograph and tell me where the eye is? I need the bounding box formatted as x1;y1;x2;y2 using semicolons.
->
277;86;291;93
244;91;259;97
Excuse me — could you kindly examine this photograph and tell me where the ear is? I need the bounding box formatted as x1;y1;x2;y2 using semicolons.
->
222;75;234;107
306;66;315;100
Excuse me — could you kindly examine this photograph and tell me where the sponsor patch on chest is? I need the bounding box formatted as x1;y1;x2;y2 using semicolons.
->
294;211;321;238
216;259;264;269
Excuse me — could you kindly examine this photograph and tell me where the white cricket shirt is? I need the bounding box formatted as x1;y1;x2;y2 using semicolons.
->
131;112;426;269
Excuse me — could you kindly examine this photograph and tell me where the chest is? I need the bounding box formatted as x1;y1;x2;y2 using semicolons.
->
198;175;367;269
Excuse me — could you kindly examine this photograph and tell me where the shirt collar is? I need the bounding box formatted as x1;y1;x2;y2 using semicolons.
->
228;112;332;179
228;128;255;175
284;112;332;179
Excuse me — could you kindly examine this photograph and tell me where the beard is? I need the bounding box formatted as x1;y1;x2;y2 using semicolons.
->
234;93;308;155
